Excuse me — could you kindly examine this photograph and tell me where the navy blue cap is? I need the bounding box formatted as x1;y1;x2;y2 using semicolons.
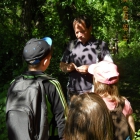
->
23;37;52;65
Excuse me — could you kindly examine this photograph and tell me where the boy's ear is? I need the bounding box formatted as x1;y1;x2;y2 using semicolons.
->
43;58;48;66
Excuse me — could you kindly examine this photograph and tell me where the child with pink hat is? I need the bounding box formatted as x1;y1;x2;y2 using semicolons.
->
88;60;135;140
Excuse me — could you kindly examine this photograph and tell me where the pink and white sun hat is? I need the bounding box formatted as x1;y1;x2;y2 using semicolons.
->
88;61;119;84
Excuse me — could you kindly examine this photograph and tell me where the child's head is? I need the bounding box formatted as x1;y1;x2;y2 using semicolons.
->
88;61;120;99
64;92;113;140
88;60;119;85
23;37;52;71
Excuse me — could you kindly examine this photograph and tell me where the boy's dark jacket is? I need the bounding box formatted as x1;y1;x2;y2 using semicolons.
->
6;71;67;140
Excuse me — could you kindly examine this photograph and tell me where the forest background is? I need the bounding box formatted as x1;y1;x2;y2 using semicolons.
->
0;0;140;139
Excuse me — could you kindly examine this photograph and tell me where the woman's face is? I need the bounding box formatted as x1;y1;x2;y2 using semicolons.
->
74;20;92;45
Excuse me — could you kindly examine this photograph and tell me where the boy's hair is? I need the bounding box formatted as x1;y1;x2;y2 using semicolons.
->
27;50;52;69
64;92;113;140
23;37;52;65
73;15;91;29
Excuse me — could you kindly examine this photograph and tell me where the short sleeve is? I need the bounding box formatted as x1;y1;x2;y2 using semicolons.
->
60;46;70;63
99;40;111;61
122;99;133;117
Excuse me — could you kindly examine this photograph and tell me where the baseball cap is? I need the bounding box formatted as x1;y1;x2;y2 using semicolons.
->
23;37;52;65
88;61;119;84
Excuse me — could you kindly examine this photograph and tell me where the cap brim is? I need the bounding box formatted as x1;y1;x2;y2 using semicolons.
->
42;37;52;46
88;64;96;75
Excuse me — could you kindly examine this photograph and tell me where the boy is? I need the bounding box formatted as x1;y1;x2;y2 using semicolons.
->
6;37;67;140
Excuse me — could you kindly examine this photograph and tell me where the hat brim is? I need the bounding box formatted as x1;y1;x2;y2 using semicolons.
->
42;37;52;46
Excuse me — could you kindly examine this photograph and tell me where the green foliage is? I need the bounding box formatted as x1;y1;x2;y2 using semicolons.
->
134;129;140;140
0;86;8;140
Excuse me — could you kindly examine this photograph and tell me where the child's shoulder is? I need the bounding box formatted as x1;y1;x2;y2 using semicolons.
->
122;97;133;116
